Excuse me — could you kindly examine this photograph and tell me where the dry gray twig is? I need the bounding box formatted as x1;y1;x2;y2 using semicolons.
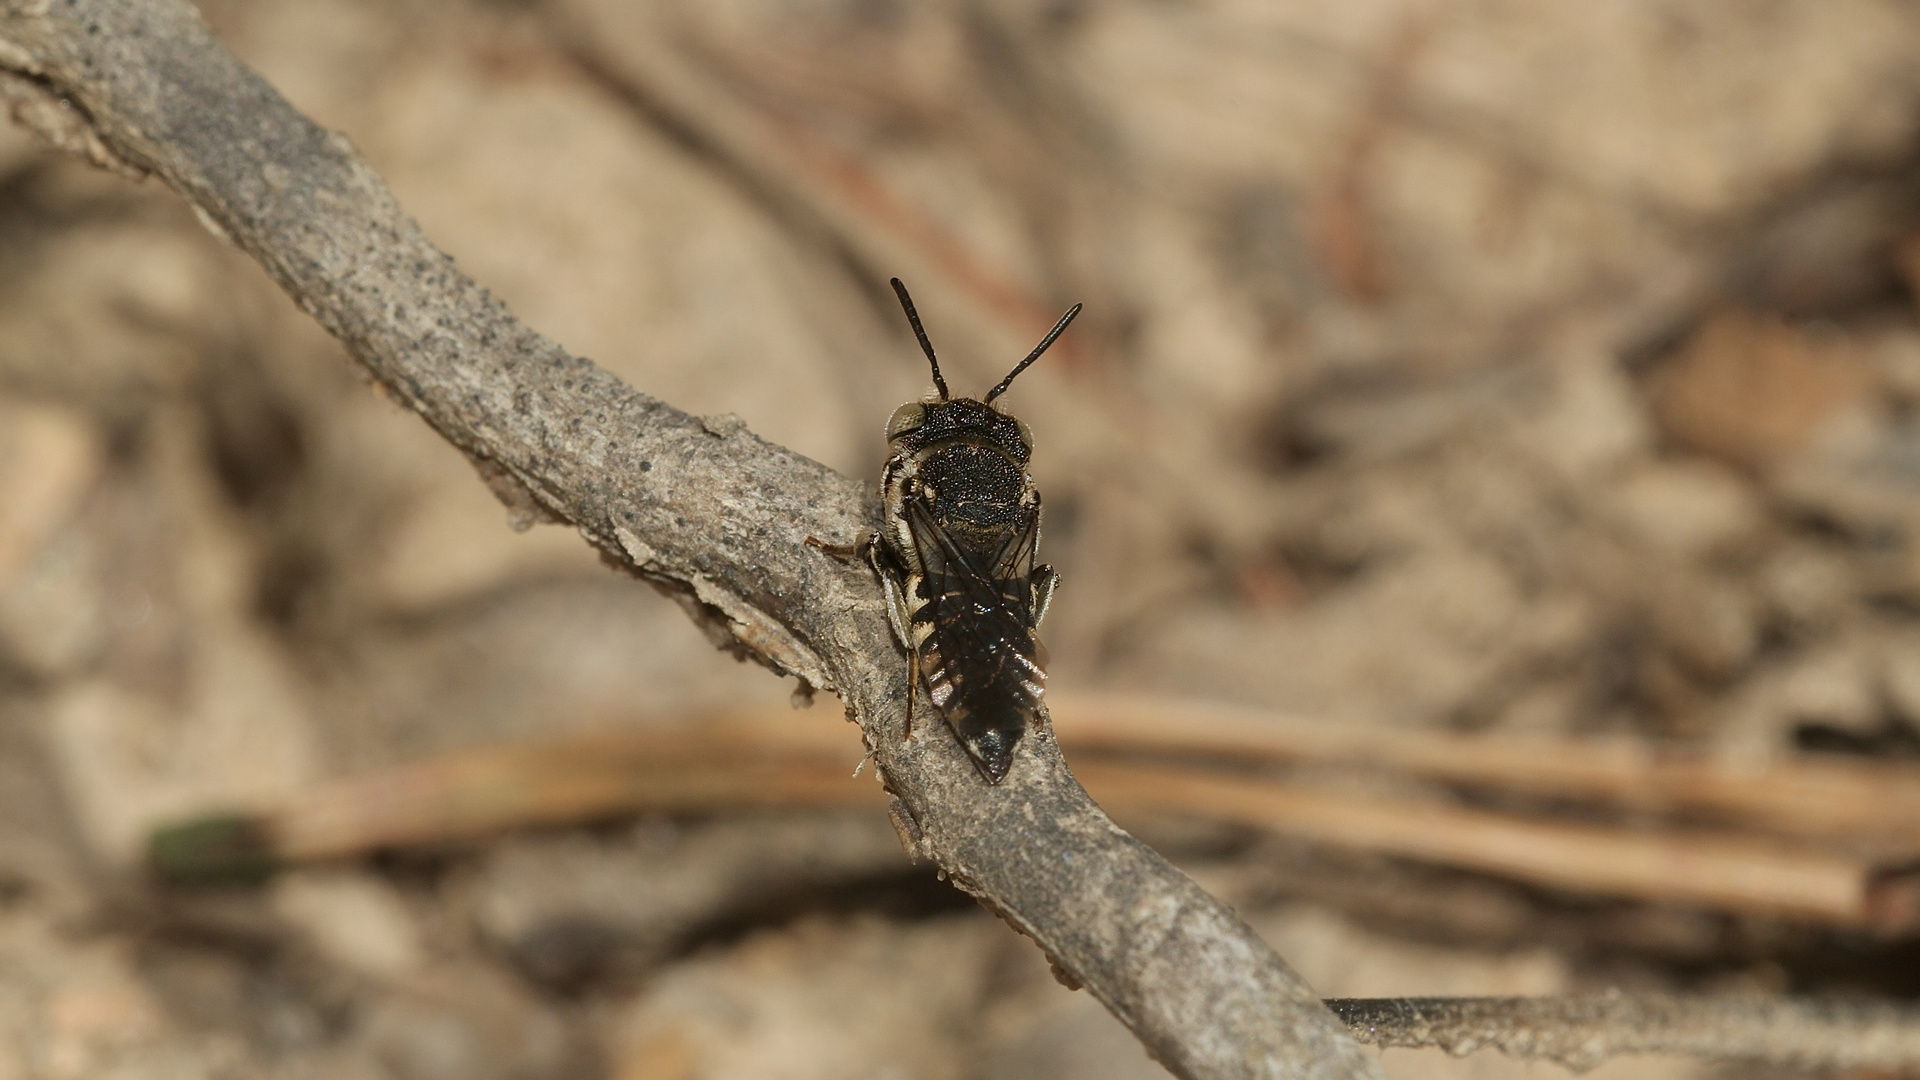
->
1330;993;1920;1073
0;1;1382;1077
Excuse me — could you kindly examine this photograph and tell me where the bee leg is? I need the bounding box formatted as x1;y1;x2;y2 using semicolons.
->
872;551;915;652
804;530;873;562
1029;564;1059;627
905;650;918;740
868;544;921;739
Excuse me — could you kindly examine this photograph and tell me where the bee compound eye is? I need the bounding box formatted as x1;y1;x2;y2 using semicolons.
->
1015;417;1034;450
886;402;925;439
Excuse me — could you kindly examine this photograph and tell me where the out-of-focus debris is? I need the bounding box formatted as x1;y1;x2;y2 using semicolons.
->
980;993;1181;1080
272;868;428;981
469;813;911;990
0;398;108;679
1079;759;1913;931
150;698;1920;932
1307;15;1429;304
611;915;1000;1080
147;712;878;883
0;399;100;592
543;0;1079;374
1649;311;1877;468
357;963;583;1080
1052;695;1920;845
47;629;320;867
1601;460;1763;562
0;906;260;1079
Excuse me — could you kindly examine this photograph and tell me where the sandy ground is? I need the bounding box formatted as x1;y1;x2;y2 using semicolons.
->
5;0;1920;1076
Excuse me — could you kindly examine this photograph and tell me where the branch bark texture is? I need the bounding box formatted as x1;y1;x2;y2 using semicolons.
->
0;2;1381;1077
1331;994;1920;1073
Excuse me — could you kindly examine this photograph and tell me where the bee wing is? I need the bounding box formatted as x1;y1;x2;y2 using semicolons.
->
903;497;1034;630
902;499;1048;719
988;495;1045;621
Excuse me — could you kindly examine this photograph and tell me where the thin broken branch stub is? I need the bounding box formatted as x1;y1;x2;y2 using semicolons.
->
1331;993;1920;1073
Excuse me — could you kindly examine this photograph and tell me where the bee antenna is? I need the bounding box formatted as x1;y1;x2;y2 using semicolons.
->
890;278;949;401
985;302;1081;404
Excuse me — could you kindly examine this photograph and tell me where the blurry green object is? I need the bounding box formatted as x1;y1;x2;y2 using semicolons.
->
149;813;280;886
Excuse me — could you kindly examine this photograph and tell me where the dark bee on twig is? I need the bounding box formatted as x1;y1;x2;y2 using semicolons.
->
813;279;1080;783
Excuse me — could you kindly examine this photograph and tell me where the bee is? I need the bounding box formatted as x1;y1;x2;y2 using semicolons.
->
817;279;1080;784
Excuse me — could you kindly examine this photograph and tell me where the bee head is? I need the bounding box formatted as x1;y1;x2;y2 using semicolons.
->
886;398;1032;461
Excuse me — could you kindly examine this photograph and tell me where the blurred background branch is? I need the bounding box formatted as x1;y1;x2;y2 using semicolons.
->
149;695;1920;935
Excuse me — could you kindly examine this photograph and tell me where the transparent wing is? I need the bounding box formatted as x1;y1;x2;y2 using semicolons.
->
903;498;1047;723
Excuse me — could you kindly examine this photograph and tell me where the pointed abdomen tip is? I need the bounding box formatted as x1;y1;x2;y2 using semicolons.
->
966;728;1017;784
